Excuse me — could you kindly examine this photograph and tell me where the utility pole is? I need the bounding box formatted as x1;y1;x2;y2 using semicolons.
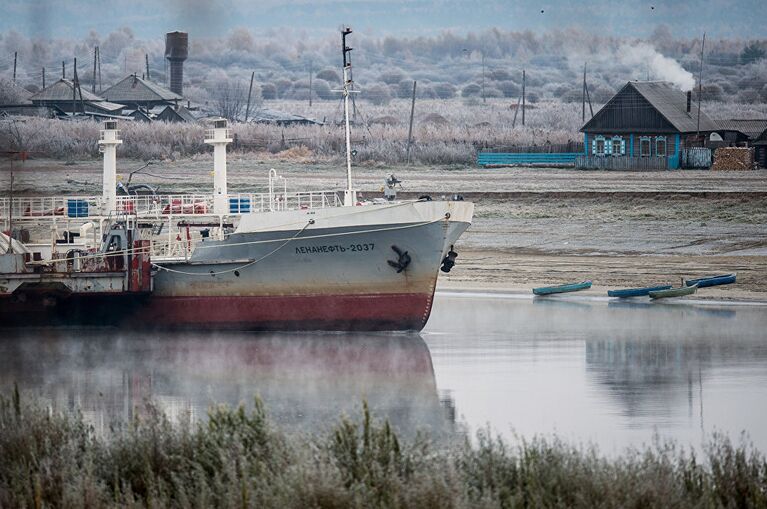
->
696;32;706;141
245;71;255;122
124;54;127;74
585;81;594;118
12;51;17;83
309;60;313;107
406;80;417;165
97;47;102;92
512;95;521;128
92;47;98;93
145;54;150;81
582;63;587;123
522;69;526;126
481;52;486;103
72;57;77;114
42;67;45;89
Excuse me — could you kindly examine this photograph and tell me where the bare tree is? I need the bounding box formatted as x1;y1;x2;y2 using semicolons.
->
215;80;248;122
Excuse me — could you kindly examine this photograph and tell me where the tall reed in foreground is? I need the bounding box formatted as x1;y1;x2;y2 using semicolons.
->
1;389;766;508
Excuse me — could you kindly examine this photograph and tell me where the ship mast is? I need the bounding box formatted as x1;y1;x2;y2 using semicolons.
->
341;27;357;206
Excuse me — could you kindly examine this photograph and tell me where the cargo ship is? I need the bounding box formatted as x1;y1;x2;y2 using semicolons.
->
0;28;473;331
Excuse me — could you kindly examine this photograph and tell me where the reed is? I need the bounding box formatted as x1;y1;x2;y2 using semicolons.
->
1;390;765;508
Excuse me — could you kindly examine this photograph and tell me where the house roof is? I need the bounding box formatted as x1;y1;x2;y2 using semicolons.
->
713;119;767;140
30;79;104;102
251;108;322;125
582;81;718;134
102;75;182;103
157;105;197;122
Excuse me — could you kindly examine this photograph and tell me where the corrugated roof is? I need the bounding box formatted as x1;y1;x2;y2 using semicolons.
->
102;75;182;103
30;79;104;102
713;119;767;139
628;81;718;133
251;108;322;125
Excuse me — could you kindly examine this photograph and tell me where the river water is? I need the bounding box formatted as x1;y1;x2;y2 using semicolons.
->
1;292;766;453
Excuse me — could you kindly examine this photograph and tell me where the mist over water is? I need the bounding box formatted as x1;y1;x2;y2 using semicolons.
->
1;292;766;452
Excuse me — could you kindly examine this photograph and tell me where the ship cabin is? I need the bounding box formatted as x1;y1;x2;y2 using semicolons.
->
579;81;718;170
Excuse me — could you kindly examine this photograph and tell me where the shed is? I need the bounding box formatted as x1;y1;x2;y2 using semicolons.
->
751;127;767;168
579;81;718;169
712;119;767;145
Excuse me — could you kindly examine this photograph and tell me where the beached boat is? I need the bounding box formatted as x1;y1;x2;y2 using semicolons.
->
533;281;592;296
607;285;672;298
649;284;698;299
684;273;736;288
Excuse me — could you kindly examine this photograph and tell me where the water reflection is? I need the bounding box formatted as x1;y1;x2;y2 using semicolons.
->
0;331;453;436
425;293;767;451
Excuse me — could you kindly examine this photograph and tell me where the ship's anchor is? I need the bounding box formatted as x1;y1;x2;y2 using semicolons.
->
440;246;458;273
387;245;411;273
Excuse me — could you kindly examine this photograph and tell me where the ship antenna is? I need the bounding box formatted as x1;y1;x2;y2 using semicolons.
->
341;27;356;206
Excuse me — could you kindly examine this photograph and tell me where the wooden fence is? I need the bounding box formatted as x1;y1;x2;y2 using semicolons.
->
575;155;669;171
480;141;585;154
478;152;581;166
680;147;712;169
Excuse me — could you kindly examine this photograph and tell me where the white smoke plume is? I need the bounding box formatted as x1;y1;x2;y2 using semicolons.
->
618;42;696;91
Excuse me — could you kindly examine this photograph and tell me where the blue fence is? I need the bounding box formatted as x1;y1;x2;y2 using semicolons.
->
477;152;582;167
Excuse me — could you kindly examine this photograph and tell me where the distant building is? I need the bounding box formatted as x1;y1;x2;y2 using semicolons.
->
251;108;323;126
29;79;126;116
580;81;718;169
101;75;182;109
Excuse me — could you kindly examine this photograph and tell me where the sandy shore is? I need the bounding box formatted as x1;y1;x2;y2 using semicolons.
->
4;158;766;299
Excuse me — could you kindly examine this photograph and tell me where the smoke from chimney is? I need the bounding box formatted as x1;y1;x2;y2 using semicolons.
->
619;42;695;91
165;31;188;96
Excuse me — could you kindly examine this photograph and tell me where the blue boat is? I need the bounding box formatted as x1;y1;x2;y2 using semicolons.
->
684;273;736;288
533;281;592;296
607;285;673;298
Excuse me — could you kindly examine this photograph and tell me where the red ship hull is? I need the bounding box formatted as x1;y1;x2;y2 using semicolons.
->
0;291;434;331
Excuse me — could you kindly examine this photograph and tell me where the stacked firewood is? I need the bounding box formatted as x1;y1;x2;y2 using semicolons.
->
711;147;755;171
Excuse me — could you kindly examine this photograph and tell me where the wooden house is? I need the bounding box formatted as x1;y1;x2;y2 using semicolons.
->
29;79;126;115
579;81;718;169
102;75;182;109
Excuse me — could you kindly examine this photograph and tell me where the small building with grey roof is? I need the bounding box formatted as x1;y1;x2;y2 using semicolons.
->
29;79;125;115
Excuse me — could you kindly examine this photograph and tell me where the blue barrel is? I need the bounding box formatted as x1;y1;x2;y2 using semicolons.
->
67;199;89;218
229;197;251;213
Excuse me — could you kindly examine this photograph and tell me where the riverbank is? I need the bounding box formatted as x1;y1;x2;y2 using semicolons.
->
2;392;765;509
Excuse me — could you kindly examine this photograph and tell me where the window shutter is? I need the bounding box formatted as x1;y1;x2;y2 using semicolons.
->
621;139;626;155
592;139;597;155
606;139;611;155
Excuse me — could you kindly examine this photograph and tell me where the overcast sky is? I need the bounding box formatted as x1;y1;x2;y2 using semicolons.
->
3;0;766;40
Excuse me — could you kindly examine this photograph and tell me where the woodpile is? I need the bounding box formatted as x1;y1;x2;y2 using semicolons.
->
711;147;755;171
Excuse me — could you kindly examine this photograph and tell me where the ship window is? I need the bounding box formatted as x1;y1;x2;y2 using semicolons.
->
656;137;667;157
640;137;651;157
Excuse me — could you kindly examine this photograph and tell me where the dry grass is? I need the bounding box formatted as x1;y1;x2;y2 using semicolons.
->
1;389;766;509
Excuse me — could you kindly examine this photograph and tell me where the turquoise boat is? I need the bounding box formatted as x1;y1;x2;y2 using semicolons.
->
533;281;592;296
684;273;736;288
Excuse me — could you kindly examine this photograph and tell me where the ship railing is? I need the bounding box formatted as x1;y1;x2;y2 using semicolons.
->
115;194;214;217
0;195;102;221
0;190;343;223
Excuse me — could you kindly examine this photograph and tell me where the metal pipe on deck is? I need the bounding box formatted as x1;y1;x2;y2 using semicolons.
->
98;120;122;215
204;119;233;215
